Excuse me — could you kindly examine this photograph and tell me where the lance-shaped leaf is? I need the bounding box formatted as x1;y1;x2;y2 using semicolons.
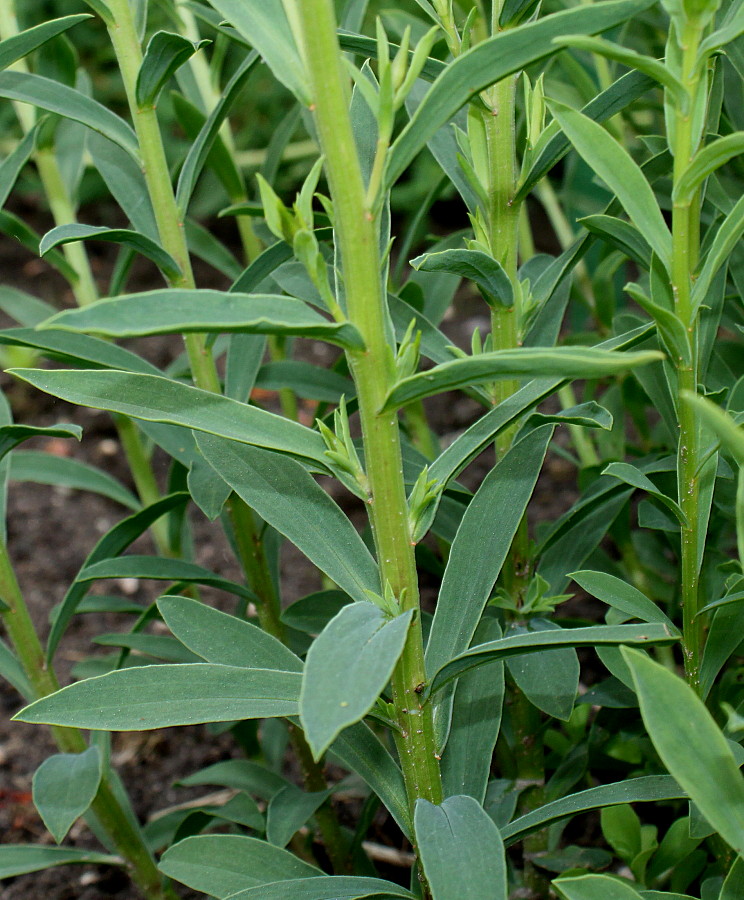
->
223;876;415;900
266;784;333;848
14;664;302;730
602;460;686;525
426;426;552;743
158;595;303;672
0;423;81;464
0;15;91;71
159;834;319;898
0;638;33;698
136;31;209;107
300;605;413;759
580;215;652;270
415;795;508;900
206;0;308;102
386;0;655;186
0;846;119;879
9;368;328;468
196;434;380;602
176;51;259;213
410;248;513;307
430;624;676;695
10;450;140;511
623;648;744;856
673;132;744;206
554;36;687;110
550;102;671;269
516;70;654;203
0;327;161;374
39;225;181;281
0;127;39;210
77;556;257;602
32;747;101;843
382;347;663;412
692;193;744;317
46;493;189;660
42;290;365;351
503;775;685;846
571;570;677;631
0;72;139;160
554;874;645;900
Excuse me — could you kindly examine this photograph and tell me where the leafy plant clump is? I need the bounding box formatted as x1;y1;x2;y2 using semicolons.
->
0;0;743;898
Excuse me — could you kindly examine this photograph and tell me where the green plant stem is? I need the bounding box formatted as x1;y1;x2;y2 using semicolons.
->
0;540;175;900
225;496;350;873
106;0;220;395
293;0;442;835
671;21;704;691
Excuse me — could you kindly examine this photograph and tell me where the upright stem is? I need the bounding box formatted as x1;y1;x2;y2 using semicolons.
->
106;0;220;395
671;22;704;691
0;541;174;900
292;0;442;828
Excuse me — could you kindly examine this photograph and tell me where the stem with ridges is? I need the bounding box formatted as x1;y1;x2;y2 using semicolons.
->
291;0;442;835
0;540;175;900
671;20;704;691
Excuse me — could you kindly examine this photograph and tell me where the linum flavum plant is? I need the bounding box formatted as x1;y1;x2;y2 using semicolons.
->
0;0;743;898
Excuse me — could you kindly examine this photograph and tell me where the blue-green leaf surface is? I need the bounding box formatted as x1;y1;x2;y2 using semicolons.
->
32;747;102;843
301;605;413;758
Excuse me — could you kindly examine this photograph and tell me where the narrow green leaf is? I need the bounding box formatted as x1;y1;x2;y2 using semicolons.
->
136;31;209;107
176;52;259;213
9;369;328;468
0;638;33;698
39;225;181;281
0;423;81;464
0;72;139;160
691;193;744;317
266;785;332;848
624;283;691;365
301;605;413;759
580;215;652;270
680;392;744;463
673;133;744;206
0;210;78;283
88;132;157;238
224;876;415;899
602;460;686;525
32;747;102;843
506;620;579;722
92;633;200;663
15;664;301;730
516;70;655;203
0;846;118;879
196;435;380;602
623;647;744;856
0;327;160;374
442;618;504;803
9;450;140;511
503;776;685;846
281;590;352;635
386;0;656;186
720;855;744;900
410;248;513;308
554;36;687;110
415;795;508;900
431;624;676;695
43;290;365;351
46;493;189;661
158;834;319;898
0;16;91;71
550;102;671;269
571;570;677;630
554;874;645;900
0;286;55;328
382;347;663;412
0;126;39;210
77;556;257;601
158;595;303;672
80;0;113;24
